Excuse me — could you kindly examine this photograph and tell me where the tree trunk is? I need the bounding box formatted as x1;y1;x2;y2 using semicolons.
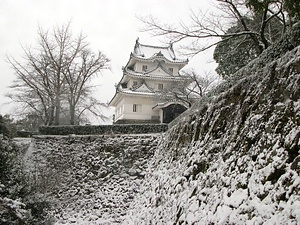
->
46;105;55;125
69;104;76;125
54;98;61;125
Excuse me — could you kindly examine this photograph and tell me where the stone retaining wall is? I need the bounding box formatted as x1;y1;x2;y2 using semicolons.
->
27;134;161;224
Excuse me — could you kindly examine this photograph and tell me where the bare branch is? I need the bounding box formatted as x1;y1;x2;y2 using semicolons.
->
138;0;287;57
7;22;110;125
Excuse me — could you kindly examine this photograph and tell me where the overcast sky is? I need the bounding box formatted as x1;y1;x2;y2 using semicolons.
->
0;0;217;123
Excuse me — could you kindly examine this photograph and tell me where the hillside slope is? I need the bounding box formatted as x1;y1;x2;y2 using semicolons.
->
126;25;300;224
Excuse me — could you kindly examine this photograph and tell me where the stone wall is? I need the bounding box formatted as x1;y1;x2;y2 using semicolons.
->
26;134;161;224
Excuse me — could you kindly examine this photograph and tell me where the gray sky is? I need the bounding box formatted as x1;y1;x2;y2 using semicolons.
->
0;0;217;123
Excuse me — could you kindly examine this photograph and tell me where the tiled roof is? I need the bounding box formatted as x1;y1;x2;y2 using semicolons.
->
123;67;190;81
152;100;189;109
132;38;188;63
121;89;155;96
108;86;156;106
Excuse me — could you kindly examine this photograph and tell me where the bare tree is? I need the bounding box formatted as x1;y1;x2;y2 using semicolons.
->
157;70;219;107
63;44;110;125
184;70;220;97
7;50;58;125
139;0;290;57
76;95;109;124
7;22;110;125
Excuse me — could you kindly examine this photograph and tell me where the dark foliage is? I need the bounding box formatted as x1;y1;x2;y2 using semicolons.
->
0;116;50;224
214;12;284;78
39;124;168;135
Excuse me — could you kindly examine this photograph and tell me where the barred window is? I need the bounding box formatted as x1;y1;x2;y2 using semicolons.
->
133;104;142;112
158;83;164;90
142;65;147;71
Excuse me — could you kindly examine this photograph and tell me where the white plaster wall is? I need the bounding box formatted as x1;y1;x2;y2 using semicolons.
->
135;62;155;72
146;79;186;91
172;66;179;75
121;96;160;121
135;61;180;75
114;98;125;121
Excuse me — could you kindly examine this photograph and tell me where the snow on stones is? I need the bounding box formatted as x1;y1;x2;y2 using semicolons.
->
126;46;300;224
26;134;161;224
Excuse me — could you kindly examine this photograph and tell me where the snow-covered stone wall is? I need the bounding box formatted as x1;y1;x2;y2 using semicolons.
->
26;134;161;224
125;34;300;224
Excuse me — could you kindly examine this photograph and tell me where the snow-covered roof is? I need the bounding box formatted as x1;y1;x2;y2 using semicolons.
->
152;101;189;110
109;81;157;106
132;38;188;64
109;88;156;106
121;89;155;96
121;67;191;82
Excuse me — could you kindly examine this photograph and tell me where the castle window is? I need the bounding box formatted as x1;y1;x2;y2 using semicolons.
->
142;65;147;72
133;81;138;87
133;104;142;112
158;83;164;90
168;67;173;74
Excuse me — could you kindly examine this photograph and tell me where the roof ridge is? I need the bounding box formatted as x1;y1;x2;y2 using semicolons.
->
139;43;170;49
130;53;188;63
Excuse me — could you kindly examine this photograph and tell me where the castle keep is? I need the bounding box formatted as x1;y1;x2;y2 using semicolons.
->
109;39;190;124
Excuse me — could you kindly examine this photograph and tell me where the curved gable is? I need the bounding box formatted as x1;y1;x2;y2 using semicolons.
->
145;63;173;77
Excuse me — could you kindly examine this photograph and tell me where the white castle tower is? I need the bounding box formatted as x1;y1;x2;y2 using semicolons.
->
109;38;191;124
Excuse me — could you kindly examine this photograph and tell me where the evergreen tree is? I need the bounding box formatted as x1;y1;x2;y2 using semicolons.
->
214;13;284;78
